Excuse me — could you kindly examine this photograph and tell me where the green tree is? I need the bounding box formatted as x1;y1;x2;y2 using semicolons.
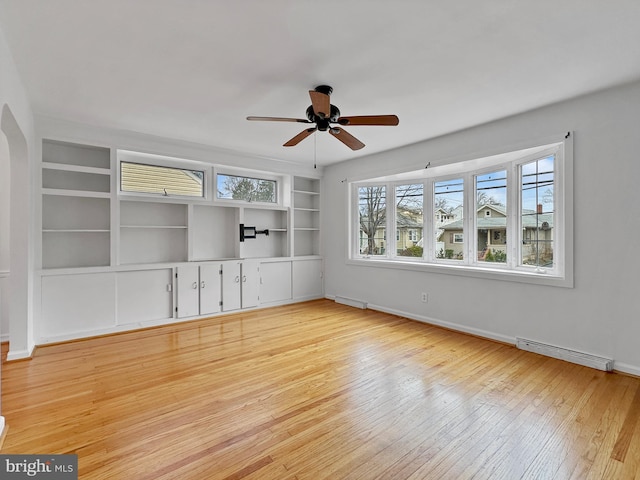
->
220;176;275;202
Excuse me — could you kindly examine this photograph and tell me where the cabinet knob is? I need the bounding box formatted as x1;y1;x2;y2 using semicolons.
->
201;281;206;289
235;276;240;283
192;282;198;289
242;275;247;283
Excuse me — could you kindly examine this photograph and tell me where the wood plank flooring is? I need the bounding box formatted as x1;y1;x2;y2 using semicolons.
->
2;299;640;479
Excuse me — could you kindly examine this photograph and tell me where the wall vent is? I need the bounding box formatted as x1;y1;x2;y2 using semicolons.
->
335;296;368;309
516;337;613;372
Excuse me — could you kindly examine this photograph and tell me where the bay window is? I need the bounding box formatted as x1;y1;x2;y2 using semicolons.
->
350;135;572;287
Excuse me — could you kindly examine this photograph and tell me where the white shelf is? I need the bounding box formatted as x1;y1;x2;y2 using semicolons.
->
42;188;111;198
43;229;110;233
120;225;187;229
42;162;111;176
294;207;320;212
293;189;320;195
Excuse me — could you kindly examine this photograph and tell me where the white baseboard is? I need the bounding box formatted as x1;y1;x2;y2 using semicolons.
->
340;301;637;375
6;346;34;361
607;361;640;377
367;303;515;345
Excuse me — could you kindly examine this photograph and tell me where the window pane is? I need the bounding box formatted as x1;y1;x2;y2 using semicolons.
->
521;155;554;268
217;174;276;203
476;170;507;263
434;178;464;260
121;162;204;197
396;184;423;257
358;186;386;255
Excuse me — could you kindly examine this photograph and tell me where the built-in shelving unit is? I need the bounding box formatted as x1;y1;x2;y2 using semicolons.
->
293;176;320;256
38;140;324;345
41;140;111;268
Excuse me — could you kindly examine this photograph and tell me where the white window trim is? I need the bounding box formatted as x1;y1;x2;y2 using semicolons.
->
214;167;284;207
348;133;573;288
117;150;211;202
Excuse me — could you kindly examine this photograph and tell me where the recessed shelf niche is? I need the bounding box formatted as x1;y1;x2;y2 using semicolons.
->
292;176;320;256
41;140;112;268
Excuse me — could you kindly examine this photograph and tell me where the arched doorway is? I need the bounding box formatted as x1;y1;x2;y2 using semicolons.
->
1;105;32;361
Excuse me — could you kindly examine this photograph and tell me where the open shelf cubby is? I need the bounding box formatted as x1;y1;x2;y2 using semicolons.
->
41;140;112;268
292;176;320;256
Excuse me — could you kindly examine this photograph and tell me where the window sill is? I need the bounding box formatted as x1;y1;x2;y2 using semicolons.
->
346;257;573;288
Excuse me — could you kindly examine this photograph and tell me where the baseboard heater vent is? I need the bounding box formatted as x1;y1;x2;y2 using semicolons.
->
516;337;613;372
335;296;368;309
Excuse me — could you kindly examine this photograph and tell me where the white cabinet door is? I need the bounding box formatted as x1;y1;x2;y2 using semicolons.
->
117;269;173;325
259;261;292;304
292;259;323;299
41;273;116;340
199;264;221;315
177;265;200;318
221;260;242;311
241;260;260;308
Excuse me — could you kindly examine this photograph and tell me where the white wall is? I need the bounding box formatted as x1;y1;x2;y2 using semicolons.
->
0;133;9;341
0;22;35;434
323;80;640;375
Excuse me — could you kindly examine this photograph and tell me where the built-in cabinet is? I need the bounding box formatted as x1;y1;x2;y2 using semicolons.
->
293;258;323;300
221;260;259;311
260;260;293;304
41;273;116;339
117;269;173;325
176;264;221;318
38;139;324;344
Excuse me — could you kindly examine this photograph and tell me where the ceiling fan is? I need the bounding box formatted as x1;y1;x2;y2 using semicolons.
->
246;85;399;151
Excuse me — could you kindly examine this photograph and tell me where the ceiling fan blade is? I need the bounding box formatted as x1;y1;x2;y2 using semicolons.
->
283;127;317;147
329;127;365;150
337;115;399;126
247;116;311;123
309;91;331;119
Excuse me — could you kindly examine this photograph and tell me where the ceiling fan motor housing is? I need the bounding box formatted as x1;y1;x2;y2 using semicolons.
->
306;104;341;129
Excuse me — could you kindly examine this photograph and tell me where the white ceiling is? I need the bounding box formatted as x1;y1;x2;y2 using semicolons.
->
1;1;640;167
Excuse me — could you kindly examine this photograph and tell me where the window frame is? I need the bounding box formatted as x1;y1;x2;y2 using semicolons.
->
348;134;573;288
118;153;211;201
214;167;283;207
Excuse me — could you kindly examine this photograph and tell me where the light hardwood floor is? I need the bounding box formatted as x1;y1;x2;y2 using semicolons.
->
2;299;640;479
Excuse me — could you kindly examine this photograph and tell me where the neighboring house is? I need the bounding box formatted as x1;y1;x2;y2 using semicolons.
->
435;208;455;226
121;162;203;196
396;208;423;253
438;204;553;262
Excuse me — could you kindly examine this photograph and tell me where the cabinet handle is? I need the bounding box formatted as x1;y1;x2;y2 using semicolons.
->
242;275;247;283
235;276;240;283
192;282;198;289
201;281;206;289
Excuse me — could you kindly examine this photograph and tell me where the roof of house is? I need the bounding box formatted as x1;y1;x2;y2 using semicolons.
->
441;210;553;230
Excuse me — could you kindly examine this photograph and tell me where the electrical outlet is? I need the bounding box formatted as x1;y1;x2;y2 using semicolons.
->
421;292;428;303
